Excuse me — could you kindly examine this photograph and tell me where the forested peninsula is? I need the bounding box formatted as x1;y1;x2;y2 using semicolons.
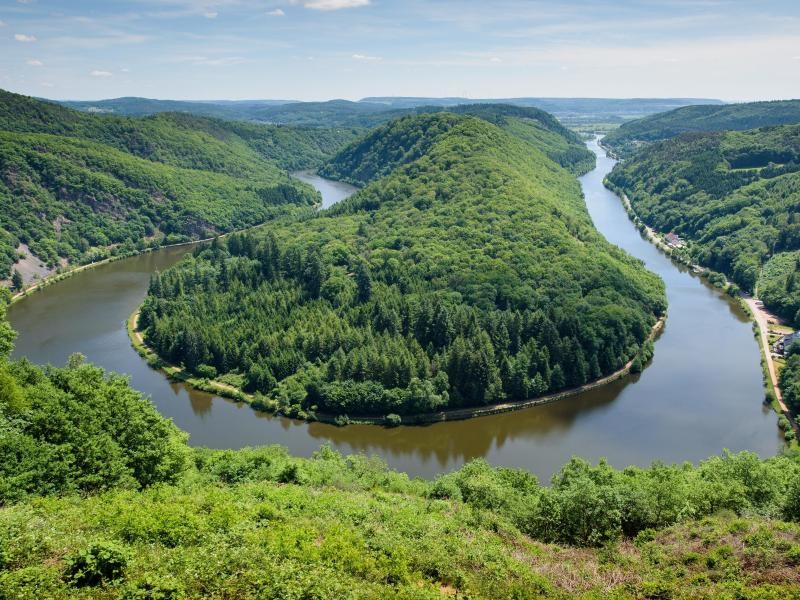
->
137;111;665;422
0;89;358;283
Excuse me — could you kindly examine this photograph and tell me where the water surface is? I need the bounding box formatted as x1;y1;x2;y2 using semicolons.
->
9;147;781;481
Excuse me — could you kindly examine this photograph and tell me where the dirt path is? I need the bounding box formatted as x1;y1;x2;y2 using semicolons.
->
743;295;790;416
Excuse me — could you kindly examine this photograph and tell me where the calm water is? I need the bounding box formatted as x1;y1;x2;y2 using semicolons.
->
292;170;358;209
9;146;781;481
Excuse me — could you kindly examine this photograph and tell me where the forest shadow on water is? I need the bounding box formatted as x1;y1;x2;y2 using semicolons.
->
8;144;782;481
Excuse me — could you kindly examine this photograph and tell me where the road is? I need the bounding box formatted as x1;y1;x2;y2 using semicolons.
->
743;295;790;415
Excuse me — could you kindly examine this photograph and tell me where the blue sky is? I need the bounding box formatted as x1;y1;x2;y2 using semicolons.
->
1;0;798;101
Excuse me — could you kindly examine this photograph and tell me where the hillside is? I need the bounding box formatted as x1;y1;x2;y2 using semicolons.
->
138;113;664;420
606;125;800;324
0;90;356;282
602;99;800;157
59;96;294;119
319;106;594;186
59;95;723;128
2;292;800;598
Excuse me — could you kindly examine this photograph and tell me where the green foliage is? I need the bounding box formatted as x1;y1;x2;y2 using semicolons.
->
64;542;127;587
141;114;664;417
0;353;188;504
603;99;800;157
3;444;800;598
608;124;800;324
319;105;594;185
780;351;800;417
0;89;356;278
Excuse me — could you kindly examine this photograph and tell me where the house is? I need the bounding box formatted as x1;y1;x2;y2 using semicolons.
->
664;232;684;248
774;331;800;356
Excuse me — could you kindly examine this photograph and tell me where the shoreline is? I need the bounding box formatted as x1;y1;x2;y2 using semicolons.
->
128;305;665;426
603;179;798;441
7;172;327;306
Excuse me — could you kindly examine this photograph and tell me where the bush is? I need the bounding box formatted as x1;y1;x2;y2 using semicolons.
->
194;364;217;379
384;413;402;426
65;542;127;587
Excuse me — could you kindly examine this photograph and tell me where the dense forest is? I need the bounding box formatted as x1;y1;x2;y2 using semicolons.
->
606;125;800;325
3;291;800;597
319;105;594;185
0;89;357;280
603;99;800;158
138;112;665;420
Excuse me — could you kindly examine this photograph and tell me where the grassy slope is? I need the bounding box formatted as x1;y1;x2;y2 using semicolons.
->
0;90;357;279
603;100;800;158
3;446;800;599
606;125;800;324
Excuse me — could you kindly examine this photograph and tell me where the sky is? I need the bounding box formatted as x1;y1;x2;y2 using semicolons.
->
0;0;798;102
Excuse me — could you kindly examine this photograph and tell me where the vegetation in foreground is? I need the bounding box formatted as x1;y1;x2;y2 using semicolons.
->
602;99;800;158
0;89;358;281
3;290;800;597
138;112;664;420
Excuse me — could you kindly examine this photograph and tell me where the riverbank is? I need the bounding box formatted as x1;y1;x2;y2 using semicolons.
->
9;242;188;306
128;306;665;426
603;179;798;442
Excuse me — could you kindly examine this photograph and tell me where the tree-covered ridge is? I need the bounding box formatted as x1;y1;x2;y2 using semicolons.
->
0;89;358;280
319;106;594;186
140;114;664;419
603;99;800;158
606;124;800;324
0;89;358;173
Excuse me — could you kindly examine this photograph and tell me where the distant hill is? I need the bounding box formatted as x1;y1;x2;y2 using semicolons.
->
319;104;595;186
607;124;800;324
55;95;723;128
0;90;357;282
363;96;723;116
59;97;296;119
603;99;800;157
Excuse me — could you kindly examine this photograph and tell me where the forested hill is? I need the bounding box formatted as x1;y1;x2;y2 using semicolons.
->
140;113;665;420
606;124;800;324
319;106;594;186
603;99;800;158
0;90;357;282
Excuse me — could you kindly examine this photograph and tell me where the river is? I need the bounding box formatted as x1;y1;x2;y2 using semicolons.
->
8;144;782;481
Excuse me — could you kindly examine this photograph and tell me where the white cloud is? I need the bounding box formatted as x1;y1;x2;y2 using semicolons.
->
352;53;381;61
203;11;218;18
14;33;37;42
90;70;113;77
121;67;131;72
295;0;370;11
40;82;55;88
0;20;6;27
489;57;502;63
267;8;285;16
26;59;43;67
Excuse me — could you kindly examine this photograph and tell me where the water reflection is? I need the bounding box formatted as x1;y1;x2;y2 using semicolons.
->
8;147;781;481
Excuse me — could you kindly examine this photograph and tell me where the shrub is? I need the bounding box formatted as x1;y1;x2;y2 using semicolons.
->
65;542;127;587
384;413;402;426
